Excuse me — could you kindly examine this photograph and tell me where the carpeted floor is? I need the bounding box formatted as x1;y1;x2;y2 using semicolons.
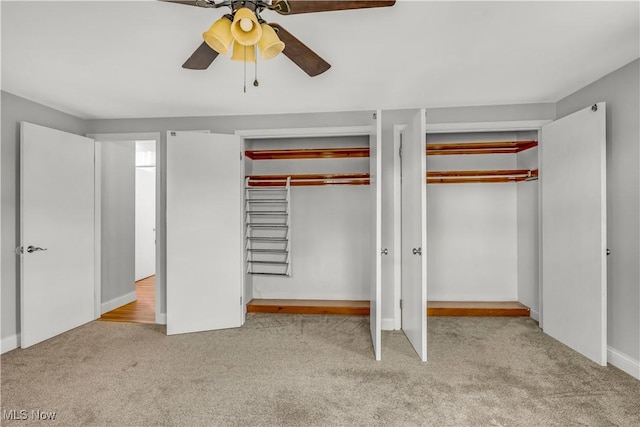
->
1;314;639;426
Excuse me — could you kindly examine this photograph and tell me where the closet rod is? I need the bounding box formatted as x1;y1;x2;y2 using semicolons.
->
429;169;534;177
427;169;538;184
247;169;539;186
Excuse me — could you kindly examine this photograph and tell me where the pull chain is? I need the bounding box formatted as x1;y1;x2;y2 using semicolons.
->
254;54;259;87
243;45;247;93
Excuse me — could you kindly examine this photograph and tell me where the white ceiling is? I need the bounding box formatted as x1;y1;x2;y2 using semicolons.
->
2;0;639;119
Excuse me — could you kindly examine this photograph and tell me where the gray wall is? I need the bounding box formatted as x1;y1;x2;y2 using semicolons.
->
1;91;86;347
100;141;136;308
426;103;556;124
557;59;640;362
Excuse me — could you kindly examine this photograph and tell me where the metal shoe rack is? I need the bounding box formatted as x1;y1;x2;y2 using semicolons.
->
244;176;291;276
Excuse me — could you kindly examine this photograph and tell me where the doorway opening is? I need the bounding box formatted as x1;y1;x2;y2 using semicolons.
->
98;138;158;324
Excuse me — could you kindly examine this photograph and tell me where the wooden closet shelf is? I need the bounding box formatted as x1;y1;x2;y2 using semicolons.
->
245;147;370;160
247;299;370;315
247;173;370;186
246;299;530;317
427;301;530;317
427;169;538;184
427;140;538;155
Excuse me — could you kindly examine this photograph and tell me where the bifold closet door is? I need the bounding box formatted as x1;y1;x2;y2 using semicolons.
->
370;110;382;361
401;109;427;361
20;122;96;348
166;131;243;335
541;102;607;366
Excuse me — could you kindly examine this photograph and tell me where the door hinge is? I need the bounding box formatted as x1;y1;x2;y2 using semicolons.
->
400;299;403;310
373;112;377;120
240;296;243;305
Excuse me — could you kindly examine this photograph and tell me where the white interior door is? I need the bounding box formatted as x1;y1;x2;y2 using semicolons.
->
166;131;243;335
401;109;427;361
369;111;382;361
20;122;95;348
541;102;607;366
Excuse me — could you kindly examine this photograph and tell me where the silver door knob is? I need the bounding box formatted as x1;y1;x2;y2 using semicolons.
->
412;247;422;255
381;248;389;255
26;245;47;253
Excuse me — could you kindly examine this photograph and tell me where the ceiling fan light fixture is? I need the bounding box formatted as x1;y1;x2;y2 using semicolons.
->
230;41;256;63
202;14;233;54
231;8;262;46
257;23;285;59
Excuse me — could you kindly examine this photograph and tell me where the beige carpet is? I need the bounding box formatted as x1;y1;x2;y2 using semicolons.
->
1;314;639;426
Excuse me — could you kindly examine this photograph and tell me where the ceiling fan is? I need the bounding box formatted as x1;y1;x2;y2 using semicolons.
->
163;0;396;77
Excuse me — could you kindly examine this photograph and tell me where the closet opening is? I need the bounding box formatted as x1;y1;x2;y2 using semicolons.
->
424;131;539;319
90;133;161;325
243;135;373;315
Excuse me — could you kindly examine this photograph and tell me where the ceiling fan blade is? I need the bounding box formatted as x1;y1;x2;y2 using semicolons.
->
159;0;217;7
269;23;331;77
182;42;219;70
272;0;396;15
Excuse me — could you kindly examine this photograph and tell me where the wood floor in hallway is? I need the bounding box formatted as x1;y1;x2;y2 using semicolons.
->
99;276;155;324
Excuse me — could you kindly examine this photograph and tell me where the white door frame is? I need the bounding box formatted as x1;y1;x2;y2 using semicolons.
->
88;132;163;324
391;119;551;328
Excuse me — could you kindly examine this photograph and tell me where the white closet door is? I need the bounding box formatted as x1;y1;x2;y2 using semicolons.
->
401;109;427;361
20;122;96;348
541;102;607;366
166;131;243;335
369;110;382;361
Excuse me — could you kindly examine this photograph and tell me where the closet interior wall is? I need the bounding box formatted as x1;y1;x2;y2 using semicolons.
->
426;131;539;311
244;136;371;301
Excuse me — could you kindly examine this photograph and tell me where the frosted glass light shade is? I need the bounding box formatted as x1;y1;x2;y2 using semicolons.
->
230;41;256;63
202;15;233;54
257;24;285;59
231;8;262;46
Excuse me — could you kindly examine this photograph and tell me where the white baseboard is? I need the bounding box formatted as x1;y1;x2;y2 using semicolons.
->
381;317;395;331
608;346;640;380
1;334;20;354
156;312;167;325
101;291;137;314
529;309;540;322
